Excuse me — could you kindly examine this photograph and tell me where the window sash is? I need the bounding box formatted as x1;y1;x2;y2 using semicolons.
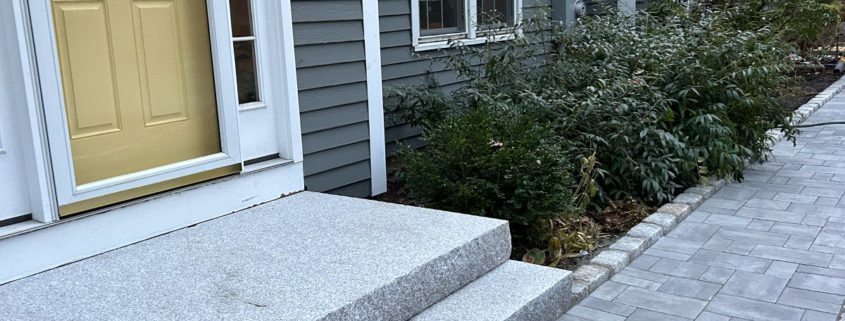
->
229;0;262;106
414;0;519;46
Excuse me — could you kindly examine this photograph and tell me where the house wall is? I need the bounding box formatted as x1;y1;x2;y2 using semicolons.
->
378;0;552;156
291;0;374;197
0;1;32;222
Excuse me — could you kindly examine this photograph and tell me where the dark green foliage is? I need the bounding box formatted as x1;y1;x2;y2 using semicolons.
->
661;0;841;55
388;6;797;230
399;106;575;227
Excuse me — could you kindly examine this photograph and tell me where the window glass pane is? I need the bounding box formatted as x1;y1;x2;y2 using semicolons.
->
233;41;259;104
419;0;465;35
477;0;514;27
229;0;253;37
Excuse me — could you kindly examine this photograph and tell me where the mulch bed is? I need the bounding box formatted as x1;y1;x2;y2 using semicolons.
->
785;69;841;111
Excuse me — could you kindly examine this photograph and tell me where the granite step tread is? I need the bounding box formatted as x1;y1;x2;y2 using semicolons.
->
0;192;512;321
412;260;573;321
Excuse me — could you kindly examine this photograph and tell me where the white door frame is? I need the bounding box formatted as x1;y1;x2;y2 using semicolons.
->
27;0;244;207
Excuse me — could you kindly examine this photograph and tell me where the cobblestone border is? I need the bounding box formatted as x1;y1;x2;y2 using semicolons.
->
565;74;845;309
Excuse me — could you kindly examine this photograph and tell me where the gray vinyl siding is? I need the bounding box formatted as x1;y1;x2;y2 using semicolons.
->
379;0;552;155
293;0;372;196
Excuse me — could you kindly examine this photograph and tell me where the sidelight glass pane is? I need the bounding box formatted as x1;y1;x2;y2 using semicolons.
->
419;0;465;36
229;0;253;37
233;41;259;104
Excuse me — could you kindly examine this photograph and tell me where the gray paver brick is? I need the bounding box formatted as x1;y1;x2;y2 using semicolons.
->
736;207;805;224
701;198;746;211
801;310;837;321
720;271;789;302
746;219;776;231
703;214;752;229
688;250;772;273
777;287;845;314
705;294;804;321
614;287;707;319
699;266;735;284
768;222;821;237
650;258;709;279
714;228;789;246
724;242;756;255
651;237;704;255
610;273;662;291
657;277;721;301
830;255;845;270
784;235;815;250
627;255;659;271
749;245;833;267
788;273;845;295
668;222;720;242
627;309;691;321
580;297;636;317
764;261;798;278
695;311;731;321
702;238;733;251
744;198;790;210
642;248;692;261
566;305;626;321
590;281;628;301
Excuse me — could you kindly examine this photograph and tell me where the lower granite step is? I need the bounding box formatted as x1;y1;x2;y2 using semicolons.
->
412;260;573;321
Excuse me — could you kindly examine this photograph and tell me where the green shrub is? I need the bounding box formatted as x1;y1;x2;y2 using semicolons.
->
399;104;575;229
679;0;841;56
388;6;797;218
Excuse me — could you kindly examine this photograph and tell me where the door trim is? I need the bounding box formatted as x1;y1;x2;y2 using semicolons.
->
27;0;243;207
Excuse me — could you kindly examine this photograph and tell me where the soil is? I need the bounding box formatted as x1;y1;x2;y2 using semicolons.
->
784;70;842;111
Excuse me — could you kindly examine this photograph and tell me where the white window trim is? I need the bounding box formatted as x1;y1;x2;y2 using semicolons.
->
411;0;523;52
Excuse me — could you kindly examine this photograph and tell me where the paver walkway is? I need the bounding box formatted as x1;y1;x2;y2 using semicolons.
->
562;96;845;321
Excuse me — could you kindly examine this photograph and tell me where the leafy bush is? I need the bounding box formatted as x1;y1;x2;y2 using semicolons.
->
387;5;797;239
689;0;841;56
398;104;576;229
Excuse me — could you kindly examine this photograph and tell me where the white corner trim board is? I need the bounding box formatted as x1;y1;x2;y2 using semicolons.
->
362;0;387;196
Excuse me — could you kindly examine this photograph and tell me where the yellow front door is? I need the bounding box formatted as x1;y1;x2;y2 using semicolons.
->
52;0;234;214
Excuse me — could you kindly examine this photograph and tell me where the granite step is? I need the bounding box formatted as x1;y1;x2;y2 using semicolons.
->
0;192;512;321
412;260;573;321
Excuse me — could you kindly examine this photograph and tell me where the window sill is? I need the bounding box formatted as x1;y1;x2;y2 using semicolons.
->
413;33;517;52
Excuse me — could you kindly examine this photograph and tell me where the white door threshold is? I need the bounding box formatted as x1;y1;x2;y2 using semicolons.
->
0;161;304;285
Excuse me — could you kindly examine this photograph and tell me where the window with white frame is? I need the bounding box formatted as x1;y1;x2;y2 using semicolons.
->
229;0;262;107
413;0;521;50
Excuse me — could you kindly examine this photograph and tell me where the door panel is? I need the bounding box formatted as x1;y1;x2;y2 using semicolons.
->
51;0;223;186
52;2;122;140
131;1;190;126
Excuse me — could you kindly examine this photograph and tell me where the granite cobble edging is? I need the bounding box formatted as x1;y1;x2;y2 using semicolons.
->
563;75;845;311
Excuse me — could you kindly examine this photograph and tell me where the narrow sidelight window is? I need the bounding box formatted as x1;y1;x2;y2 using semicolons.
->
229;0;260;105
